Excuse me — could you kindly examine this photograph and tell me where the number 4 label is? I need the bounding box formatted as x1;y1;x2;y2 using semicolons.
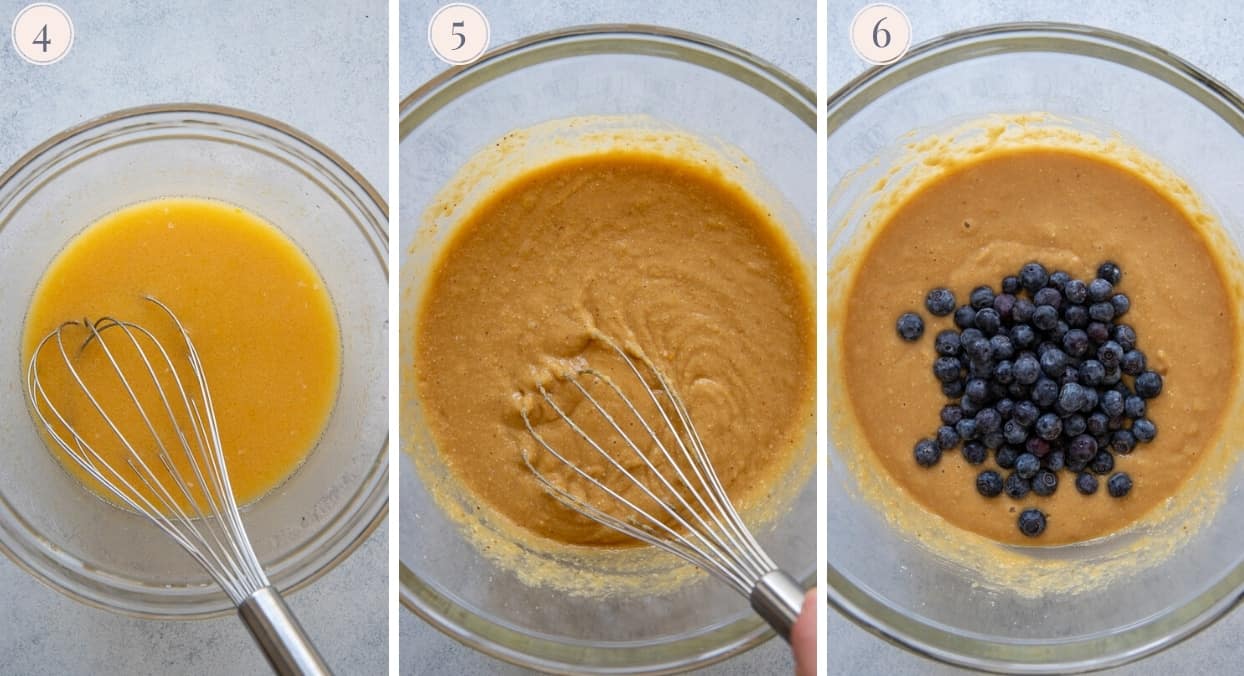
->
428;3;490;66
11;3;73;65
850;3;911;66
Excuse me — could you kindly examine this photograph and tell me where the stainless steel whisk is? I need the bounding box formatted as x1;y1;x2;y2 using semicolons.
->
25;297;330;675
520;335;806;639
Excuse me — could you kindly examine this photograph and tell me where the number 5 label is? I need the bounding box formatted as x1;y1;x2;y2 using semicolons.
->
850;3;911;66
11;2;73;65
428;3;490;66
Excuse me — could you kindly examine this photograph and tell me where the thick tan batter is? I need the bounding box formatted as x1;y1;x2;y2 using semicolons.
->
842;147;1238;546
415;152;814;547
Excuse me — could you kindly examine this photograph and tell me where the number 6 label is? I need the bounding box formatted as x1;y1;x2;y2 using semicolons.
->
428;3;490;66
850;3;911;66
11;2;73;65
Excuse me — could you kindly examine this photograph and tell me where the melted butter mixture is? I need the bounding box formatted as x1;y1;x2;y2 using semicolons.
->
23;198;341;508
841;147;1238;545
415;152;815;547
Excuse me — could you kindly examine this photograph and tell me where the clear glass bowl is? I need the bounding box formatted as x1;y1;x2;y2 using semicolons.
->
0;105;388;618
399;26;814;673
827;23;1244;672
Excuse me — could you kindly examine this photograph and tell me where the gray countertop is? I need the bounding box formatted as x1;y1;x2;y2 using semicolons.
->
0;2;387;674
826;1;1244;674
398;0;812;673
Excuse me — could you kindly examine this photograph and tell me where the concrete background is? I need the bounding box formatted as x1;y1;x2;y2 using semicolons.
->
827;1;1244;674
399;1;813;674
0;2;387;674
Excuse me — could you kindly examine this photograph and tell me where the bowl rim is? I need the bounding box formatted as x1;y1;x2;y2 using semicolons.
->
0;102;390;620
826;21;1244;674
398;24;814;674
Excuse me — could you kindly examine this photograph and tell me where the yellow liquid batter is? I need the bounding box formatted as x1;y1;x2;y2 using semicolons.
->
22;198;340;507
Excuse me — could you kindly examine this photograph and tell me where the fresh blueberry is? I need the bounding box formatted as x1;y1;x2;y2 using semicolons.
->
933;356;962;383
925;287;957;316
1063;303;1089;328
1068;434;1098;464
962;440;988;464
992;293;1016;318
1087;322;1110;344
1089;301;1115;323
995;445;1020;469
1088;277;1114;302
1111;293;1130;317
975;407;1002;434
989;334;1015;360
1051;320;1070;342
994;360;1015;385
1063;279;1089;304
1032;305;1059;331
1011;299;1036;324
1044;450;1066;472
977;470;1004;497
961;397;981;416
969;359;996;379
934;329;961;356
954;305;977;329
982;431;1005;450
1013;354;1041;384
1033;287;1062;309
1048;270;1071;291
965;378;990;403
1113;324;1137;351
995;398;1015;419
970;285;996;310
897;312;924;341
914;439;941;467
1033;378;1059;407
1132;418;1157;442
936;425;959;450
1031;469;1059;497
1079;359;1105;386
1121;349;1146;376
1025;436;1051;458
1001;275;1021;295
1061;329;1090;358
1124;395;1146;419
1100;389;1125;417
942;380;966;398
1076;472;1099;495
1081;387;1099;413
975;307;1002;335
1013;400;1040;427
1101;366;1122;386
1015;452;1041;479
1003;419;1029;445
1004;472;1031;499
1086;412;1109;437
1107;472;1133;498
1135;371;1163;399
1035;412;1063;440
1040;348;1069;378
1097;341;1123;368
1060;366;1081;386
1064;414;1087;437
955;417;979;441
1097;261;1122;285
1110;429;1136;454
1019;262;1049;293
1090;450;1115;475
961;328;984;345
1017;508;1047;537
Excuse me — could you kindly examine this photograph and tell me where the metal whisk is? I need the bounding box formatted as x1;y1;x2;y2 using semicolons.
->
520;335;806;640
25;297;330;675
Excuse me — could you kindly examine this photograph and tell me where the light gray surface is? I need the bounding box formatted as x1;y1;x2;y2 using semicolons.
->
826;1;1244;674
398;1;812;674
0;2;387;674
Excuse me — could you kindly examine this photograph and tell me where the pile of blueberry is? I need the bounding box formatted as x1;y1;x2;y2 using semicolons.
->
896;261;1163;538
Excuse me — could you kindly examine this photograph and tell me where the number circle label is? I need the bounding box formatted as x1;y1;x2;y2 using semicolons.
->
11;2;73;65
849;3;911;65
428;3;490;66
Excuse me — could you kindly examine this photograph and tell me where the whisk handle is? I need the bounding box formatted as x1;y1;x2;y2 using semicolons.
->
238;586;333;676
750;570;804;642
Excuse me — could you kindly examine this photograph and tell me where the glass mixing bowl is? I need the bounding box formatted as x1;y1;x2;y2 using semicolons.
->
0;104;388;618
827;23;1244;672
400;26;814;673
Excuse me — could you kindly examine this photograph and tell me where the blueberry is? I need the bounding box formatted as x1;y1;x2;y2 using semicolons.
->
1086;413;1109;437
995;445;1020;469
1033;287;1061;309
1135;371;1163;399
1110;429;1136;454
1025;436;1051;458
1013;354;1041;385
1063;304;1089;328
1079;359;1105;386
994;360;1015;385
1097;341;1123;368
982;431;1005;450
962;440;988;465
1044;450;1066;472
935;425;959;450
969;360;996;380
1001;275;1021;295
1064;414;1087;437
1019;262;1049;293
1048;270;1071;291
942;380;965;398
896;312;924;341
914;439;941;467
1031;469;1059;497
1051;320;1070;342
1040;348;1069;378
954;305;977;329
989;334;1015;360
1132;418;1157;442
1060;366;1081;386
1003;419;1029;445
965;378;989;403
1124;395;1146;419
975;307;1002;335
1061;329;1089;358
1076;472;1099;495
933;356;962;383
1113;324;1137;351
1032;378;1059;407
1097;261;1122;285
1015;453;1041;479
1121;349;1146;376
1035;412;1063;440
1032;305;1059;331
970;285;996;310
960;397;981;416
1107;413;1125;431
1089;301;1115;323
993;293;1016;318
1068;434;1098;464
1088;277;1114;302
1013;400;1040;427
1107;472;1133;498
925;287;957;316
1063;279;1089;304
1101;389;1125;417
1111;293;1130;317
1090;450;1115;475
1067;455;1089;474
1005;472;1031;499
1081;387;1099;413
1010;327;1036;352
995;398;1015;419
975;407;1002;434
933;330;960;357
961;328;984;345
955;417;979;441
1017;508;1046;537
977;470;1004;497
1101;366;1122;386
1011;299;1036;324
